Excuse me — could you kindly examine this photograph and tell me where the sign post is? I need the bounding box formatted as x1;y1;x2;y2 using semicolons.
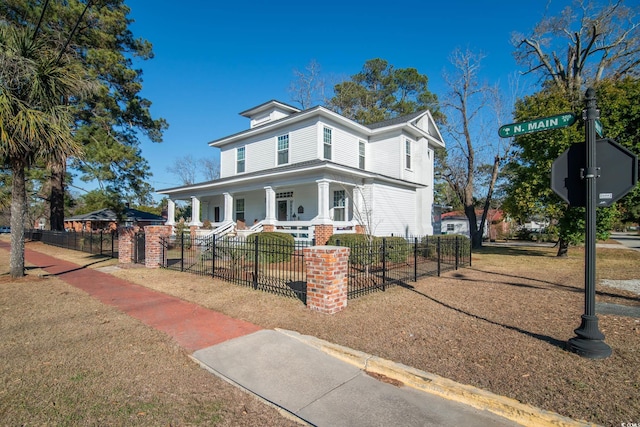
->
566;88;612;359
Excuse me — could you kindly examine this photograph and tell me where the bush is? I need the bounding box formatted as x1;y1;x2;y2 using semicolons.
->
383;236;410;263
247;232;294;263
327;234;380;266
420;234;469;258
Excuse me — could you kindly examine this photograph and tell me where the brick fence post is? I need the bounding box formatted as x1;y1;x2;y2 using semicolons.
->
314;224;334;245
144;225;172;268
303;246;350;314
118;227;135;264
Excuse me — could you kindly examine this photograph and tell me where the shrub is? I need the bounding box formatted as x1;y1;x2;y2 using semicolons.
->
247;232;294;263
383;236;410;263
327;234;380;266
420;234;469;259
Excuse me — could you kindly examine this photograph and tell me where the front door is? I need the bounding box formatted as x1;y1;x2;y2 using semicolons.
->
277;200;288;221
214;206;220;223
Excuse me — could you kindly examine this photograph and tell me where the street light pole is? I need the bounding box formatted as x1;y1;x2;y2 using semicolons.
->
567;87;612;359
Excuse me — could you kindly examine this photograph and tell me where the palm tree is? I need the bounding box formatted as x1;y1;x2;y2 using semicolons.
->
0;24;94;277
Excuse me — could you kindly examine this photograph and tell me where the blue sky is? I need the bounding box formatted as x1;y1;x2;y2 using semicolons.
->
124;0;566;198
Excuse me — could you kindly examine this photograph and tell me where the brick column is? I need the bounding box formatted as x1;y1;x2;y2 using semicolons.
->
355;225;365;234
144;225;172;268
314;224;333;245
118;227;135;264
263;224;275;232
303;246;350;314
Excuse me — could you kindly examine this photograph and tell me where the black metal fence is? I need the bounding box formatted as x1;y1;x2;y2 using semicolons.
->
25;229;119;258
161;234;308;302
335;235;471;299
160;233;471;303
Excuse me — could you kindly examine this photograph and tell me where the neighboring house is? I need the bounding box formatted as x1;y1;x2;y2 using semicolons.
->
158;100;445;244
441;209;510;240
64;208;165;232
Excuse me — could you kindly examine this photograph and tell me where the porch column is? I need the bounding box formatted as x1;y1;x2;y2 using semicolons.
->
190;196;203;226
223;192;233;222
316;179;331;222
166;199;176;225
264;186;276;224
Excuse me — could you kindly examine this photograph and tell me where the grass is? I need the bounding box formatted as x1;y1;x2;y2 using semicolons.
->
3;235;640;426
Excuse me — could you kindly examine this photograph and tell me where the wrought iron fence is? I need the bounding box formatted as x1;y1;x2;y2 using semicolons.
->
335;235;471;299
25;229;119;258
161;234;309;302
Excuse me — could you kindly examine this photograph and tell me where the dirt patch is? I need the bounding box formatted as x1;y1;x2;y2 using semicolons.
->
13;239;640;426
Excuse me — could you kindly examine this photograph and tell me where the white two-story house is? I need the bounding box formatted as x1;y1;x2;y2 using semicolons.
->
157;100;445;244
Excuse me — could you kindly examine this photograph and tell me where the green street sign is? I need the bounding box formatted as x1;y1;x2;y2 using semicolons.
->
595;119;603;137
498;112;577;138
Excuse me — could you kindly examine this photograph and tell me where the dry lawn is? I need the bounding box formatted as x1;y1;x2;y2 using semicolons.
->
3;236;640;426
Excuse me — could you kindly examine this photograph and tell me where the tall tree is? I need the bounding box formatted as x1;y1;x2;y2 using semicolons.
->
0;0;168;230
0;24;94;277
288;59;326;109
512;0;640;96
508;0;640;256
438;48;514;248
328;58;441;125
167;154;220;186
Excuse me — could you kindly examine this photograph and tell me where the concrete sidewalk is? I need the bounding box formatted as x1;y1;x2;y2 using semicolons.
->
6;241;596;427
193;329;521;427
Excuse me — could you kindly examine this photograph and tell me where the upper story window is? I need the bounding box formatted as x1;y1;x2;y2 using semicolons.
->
237;146;245;173
358;141;365;169
405;139;412;170
323;127;332;160
277;134;289;165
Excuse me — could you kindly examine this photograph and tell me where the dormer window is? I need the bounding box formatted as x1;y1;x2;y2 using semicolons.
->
277;134;289;165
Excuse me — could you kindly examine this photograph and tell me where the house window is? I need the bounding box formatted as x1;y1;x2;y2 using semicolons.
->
333;190;346;221
447;223;454;232
235;198;245;221
237;146;245;173
277;134;289;165
358;141;365;169
405;139;412;170
323;127;332;160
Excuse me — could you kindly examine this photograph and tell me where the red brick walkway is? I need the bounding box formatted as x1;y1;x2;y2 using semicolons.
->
0;242;262;352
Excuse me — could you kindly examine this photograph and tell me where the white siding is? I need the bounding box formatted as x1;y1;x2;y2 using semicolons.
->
317;120;364;167
370;184;417;236
368;133;402;178
219;118;320;178
289;119;317;164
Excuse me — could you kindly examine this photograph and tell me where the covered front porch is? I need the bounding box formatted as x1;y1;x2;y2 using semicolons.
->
164;179;367;244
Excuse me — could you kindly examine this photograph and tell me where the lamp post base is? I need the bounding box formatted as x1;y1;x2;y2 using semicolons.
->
567;315;612;359
567;337;612;359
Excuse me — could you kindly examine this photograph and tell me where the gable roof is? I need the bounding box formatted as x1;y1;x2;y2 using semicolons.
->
208;101;444;149
367;110;426;129
239;100;300;118
66;208;165;222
